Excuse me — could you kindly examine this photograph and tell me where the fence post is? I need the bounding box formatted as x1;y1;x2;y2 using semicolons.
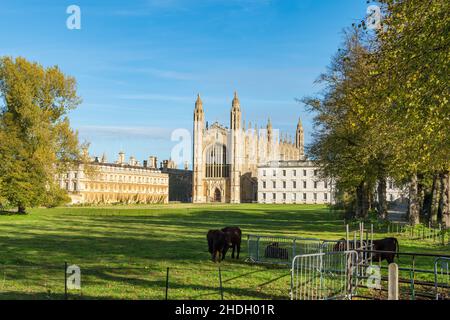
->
370;224;374;263
165;267;169;300
218;267;224;300
388;263;399;300
410;255;416;300
247;234;250;259
64;261;68;300
256;236;260;262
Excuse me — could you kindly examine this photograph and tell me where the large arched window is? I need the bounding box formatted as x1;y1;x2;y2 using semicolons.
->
205;144;230;178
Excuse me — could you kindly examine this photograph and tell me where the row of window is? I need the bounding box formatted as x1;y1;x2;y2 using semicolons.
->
261;180;328;189
64;182;167;194
65;172;167;185
85;183;167;193
100;165;158;174
97;174;167;184
262;169;318;177
262;192;329;201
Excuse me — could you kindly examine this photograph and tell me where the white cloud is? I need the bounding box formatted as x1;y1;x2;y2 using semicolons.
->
103;66;195;81
77;125;173;140
115;93;192;103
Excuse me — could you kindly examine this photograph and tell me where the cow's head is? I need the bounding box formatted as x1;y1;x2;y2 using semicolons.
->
333;238;347;251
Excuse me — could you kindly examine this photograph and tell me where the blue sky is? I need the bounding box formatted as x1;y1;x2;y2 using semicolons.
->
0;0;369;167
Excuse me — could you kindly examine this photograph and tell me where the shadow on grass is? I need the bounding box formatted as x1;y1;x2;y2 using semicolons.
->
0;210;26;216
0;265;290;300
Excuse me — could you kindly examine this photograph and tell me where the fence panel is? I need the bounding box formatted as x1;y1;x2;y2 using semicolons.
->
290;251;358;300
247;235;338;265
434;257;450;300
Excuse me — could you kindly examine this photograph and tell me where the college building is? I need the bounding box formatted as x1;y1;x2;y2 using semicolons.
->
257;160;335;204
192;92;304;203
58;152;169;205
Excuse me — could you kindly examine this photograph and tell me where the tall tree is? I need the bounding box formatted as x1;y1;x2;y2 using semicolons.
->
373;0;450;225
302;0;449;225
303;28;385;219
0;57;84;213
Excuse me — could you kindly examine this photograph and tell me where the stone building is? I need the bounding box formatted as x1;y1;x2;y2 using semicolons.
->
192;92;304;203
257;160;335;204
58;152;169;204
160;160;193;203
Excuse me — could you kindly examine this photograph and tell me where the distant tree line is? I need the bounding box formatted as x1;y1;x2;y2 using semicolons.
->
302;0;449;225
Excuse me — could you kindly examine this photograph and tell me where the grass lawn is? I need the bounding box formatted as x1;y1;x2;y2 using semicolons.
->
0;204;448;300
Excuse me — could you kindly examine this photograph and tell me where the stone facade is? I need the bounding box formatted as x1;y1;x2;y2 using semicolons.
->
160;160;193;203
59;152;169;205
257;160;335;204
193;92;304;203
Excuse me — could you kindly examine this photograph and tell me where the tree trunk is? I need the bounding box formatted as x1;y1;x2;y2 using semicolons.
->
409;174;420;225
355;185;362;218
430;175;439;224
377;177;388;220
440;172;450;227
417;175;425;222
355;181;369;219
17;204;26;214
368;187;374;211
422;176;435;223
438;174;444;223
362;183;369;218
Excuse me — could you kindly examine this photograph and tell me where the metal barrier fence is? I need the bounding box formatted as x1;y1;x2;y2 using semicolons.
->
290;249;450;300
354;250;450;300
381;223;449;245
434;257;450;300
290;251;358;300
246;235;340;265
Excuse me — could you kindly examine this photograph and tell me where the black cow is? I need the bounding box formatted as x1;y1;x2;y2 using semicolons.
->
207;230;232;263
264;242;289;260
371;238;400;264
333;237;399;263
333;238;356;251
221;227;242;260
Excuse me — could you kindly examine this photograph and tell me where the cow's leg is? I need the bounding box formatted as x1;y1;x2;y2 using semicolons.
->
231;245;235;259
223;246;228;260
386;255;394;264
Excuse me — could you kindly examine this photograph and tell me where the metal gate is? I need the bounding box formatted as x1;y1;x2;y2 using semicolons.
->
247;235;339;265
290;250;358;300
435;257;450;300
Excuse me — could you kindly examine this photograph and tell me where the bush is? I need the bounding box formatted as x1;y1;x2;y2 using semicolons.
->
43;187;71;208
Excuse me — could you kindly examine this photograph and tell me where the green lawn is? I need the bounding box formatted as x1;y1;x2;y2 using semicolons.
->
0;204;448;300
